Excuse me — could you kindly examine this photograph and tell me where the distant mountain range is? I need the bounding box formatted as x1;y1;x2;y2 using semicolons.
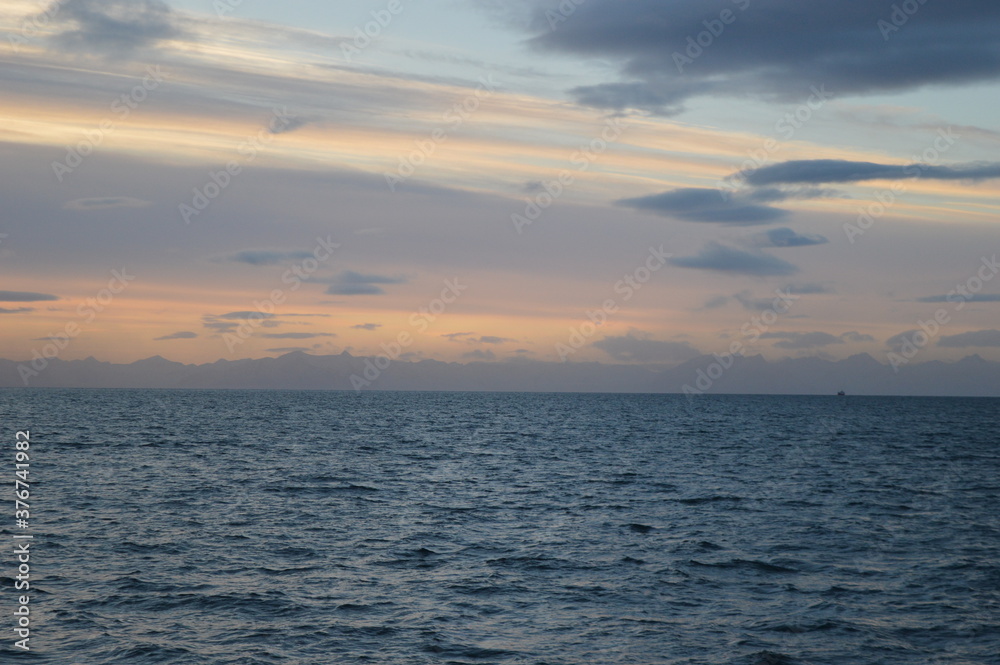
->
1;351;997;396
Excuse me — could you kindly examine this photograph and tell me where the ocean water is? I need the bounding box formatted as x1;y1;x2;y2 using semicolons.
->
1;389;998;665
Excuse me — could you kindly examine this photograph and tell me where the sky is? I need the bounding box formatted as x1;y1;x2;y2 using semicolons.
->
1;0;999;371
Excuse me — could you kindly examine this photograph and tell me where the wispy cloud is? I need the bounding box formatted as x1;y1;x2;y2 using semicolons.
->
938;329;1000;348
259;332;335;339
751;227;828;248
154;331;197;340
593;331;700;363
761;331;873;349
670;243;798;276
221;250;315;266
0;291;59;302
324;271;408;296
744;160;1000;187
618;188;786;224
917;293;1000;303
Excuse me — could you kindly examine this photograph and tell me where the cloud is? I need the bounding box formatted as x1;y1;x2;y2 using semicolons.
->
442;331;476;340
463;349;497;361
917;293;1000;303
593;331;700;363
618;188;786;224
64;197;152;211
752;227;828;248
760;331;872;349
886;330;921;353
221;250;314;266
266;347;311;353
744;160;1000;187
938;329;1000;348
0;307;34;314
670;242;798;276
785;283;834;295
324;271;407;296
702;295;731;309
202;311;279;333
154;331;197;340
478;335;514;344
268;115;311;135
46;0;186;57
524;0;1000;114
217;311;276;320
0;291;59;302
352;323;382;331
259;332;335;339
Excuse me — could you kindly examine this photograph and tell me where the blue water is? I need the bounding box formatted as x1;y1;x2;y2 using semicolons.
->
1;390;998;664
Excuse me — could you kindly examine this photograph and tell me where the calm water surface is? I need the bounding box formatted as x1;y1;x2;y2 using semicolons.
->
1;390;997;664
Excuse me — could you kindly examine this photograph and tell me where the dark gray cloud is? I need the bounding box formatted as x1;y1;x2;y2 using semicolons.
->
524;0;1000;114
352;323;382;331
324;271;407;296
154;331;197;340
761;331;872;349
0;291;59;302
917;293;1000;303
745;160;1000;187
0;307;35;314
46;0;186;56
938;329;1000;347
593;331;701;363
618;188;787;224
222;250;315;266
753;227;828;248
670;242;798;276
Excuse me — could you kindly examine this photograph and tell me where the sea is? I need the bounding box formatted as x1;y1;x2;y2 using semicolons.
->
0;389;997;665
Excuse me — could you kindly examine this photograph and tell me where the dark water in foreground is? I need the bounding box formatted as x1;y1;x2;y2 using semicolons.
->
1;390;998;664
